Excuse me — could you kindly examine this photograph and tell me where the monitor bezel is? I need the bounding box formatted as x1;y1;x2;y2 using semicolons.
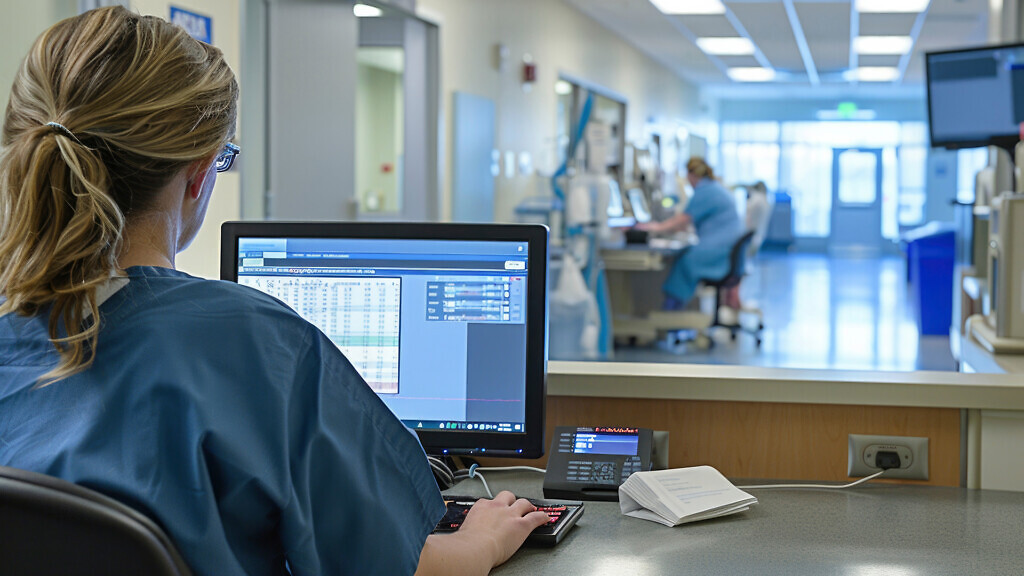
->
221;221;549;459
925;41;1024;151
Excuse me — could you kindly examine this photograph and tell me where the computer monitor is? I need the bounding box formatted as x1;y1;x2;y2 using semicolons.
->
627;188;651;223
926;42;1024;150
220;222;549;459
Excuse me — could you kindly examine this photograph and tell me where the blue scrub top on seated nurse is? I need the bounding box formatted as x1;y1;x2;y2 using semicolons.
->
663;178;744;303
0;266;445;576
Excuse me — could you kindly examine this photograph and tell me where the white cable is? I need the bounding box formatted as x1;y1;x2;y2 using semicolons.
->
468;466;547;475
469;468;493;498
427;456;455;488
453;465;546;480
735;470;886;490
461;465;547;498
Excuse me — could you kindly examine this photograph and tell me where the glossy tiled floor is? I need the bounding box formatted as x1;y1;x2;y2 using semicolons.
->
609;251;956;372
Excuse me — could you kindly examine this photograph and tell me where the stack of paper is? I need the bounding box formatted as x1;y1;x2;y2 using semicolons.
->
619;465;758;527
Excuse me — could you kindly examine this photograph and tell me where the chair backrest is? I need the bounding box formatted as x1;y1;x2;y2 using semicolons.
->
745;192;773;256
722;230;757;287
0;465;192;576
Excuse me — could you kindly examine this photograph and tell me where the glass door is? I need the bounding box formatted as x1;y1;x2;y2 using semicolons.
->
831;148;884;256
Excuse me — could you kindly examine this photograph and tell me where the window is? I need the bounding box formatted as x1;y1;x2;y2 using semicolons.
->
719;120;929;239
957;147;990;204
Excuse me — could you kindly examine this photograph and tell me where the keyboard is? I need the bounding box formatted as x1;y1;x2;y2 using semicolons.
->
434;496;585;546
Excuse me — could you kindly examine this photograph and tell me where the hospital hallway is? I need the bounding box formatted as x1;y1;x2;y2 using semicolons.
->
612;251;958;372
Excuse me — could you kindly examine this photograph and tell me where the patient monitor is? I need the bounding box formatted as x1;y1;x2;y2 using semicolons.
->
984;192;1024;339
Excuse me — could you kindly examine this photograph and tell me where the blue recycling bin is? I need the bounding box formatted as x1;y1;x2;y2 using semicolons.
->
903;223;956;336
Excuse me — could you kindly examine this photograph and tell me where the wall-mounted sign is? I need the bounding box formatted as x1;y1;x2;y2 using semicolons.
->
170;6;212;44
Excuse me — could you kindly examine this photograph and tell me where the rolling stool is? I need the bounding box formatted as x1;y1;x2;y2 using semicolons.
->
698;230;763;347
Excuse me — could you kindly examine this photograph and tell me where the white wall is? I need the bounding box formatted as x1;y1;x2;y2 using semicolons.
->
416;0;705;222
0;1;77;122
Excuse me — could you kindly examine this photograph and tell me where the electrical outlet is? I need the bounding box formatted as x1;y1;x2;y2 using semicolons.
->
848;434;929;480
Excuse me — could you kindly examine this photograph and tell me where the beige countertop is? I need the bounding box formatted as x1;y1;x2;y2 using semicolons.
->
548;360;1024;410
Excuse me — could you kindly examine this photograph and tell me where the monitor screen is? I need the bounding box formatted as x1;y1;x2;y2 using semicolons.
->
220;222;549;458
926;42;1024;149
627;188;651;223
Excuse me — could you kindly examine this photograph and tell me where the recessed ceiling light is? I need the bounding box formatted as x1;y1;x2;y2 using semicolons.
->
854;36;914;55
727;67;775;82
353;4;383;17
843;67;900;82
855;0;929;13
696;37;755;56
650;0;726;15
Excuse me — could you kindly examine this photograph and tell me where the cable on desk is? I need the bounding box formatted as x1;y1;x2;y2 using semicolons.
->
735;470;886;490
427;455;456;489
455;465;547;499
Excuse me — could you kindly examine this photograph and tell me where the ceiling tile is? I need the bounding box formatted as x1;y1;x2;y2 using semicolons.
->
564;0;991;94
915;14;988;52
674;14;738;37
730;2;806;73
858;55;903;67
903;52;926;83
806;38;851;73
794;3;851;73
718;55;763;68
794;2;851;41
858;13;918;36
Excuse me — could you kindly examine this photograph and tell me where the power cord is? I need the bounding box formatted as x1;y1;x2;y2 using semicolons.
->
453;465;547;498
427;455;457;490
735;469;886;490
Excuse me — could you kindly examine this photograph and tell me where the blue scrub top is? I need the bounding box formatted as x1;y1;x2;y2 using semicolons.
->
663;178;744;302
685;178;743;249
0;266;445;576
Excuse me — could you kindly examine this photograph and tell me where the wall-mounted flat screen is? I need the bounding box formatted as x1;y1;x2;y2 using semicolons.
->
926;43;1024;149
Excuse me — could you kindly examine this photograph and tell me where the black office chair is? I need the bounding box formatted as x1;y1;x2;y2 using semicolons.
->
697;230;763;346
0;465;192;576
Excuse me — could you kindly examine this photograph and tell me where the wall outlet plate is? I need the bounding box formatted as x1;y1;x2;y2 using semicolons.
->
848;434;929;480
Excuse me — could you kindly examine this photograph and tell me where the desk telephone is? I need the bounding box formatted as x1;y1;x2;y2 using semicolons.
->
543;426;665;501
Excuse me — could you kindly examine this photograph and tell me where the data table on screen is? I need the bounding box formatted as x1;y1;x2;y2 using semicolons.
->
240;276;401;394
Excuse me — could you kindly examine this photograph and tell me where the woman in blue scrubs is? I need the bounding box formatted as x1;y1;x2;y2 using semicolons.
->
0;7;546;576
637;157;744;308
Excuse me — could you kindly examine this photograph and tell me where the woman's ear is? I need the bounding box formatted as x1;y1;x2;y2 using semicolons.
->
185;153;218;200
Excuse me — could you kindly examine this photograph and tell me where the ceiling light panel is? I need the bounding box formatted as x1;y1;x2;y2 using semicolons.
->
727;67;776;82
854;36;914;55
855;0;930;13
843;67;900;81
353;4;383;17
650;0;726;15
696;37;756;55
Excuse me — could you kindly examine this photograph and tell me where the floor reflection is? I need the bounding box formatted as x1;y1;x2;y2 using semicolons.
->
607;252;955;372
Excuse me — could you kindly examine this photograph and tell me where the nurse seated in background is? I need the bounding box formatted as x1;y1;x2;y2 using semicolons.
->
635;157;743;309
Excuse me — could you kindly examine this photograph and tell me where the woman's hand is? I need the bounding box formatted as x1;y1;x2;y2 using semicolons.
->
415;491;550;576
458;491;551;568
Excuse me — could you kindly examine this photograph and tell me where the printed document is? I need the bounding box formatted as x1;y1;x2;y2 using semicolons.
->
619;465;758;527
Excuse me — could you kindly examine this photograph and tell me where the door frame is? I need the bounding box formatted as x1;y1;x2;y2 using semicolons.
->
830;147;884;257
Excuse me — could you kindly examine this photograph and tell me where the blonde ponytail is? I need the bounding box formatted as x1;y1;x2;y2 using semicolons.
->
0;6;238;384
686;157;716;181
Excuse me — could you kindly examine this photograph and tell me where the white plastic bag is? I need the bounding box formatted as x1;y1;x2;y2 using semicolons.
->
550;254;600;359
